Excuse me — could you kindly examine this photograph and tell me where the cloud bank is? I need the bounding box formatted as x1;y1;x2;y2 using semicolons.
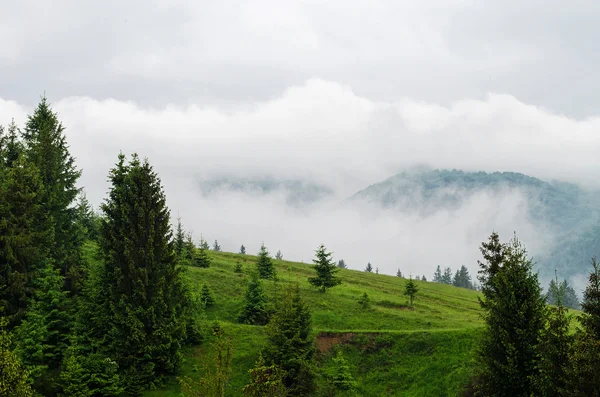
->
1;79;598;281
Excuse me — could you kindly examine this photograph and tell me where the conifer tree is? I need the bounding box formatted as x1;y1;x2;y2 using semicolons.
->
337;259;347;269
453;265;473;289
14;262;72;395
375;267;379;274
441;267;453;284
194;245;211;268
100;153;190;394
433;265;443;282
263;282;315;396
534;272;572;397
238;274;270;325
365;262;373;273
396;268;403;278
357;292;370;309
421;275;427;282
547;279;580;310
240;245;246;255
476;233;546;397
213;240;221;252
256;245;275;279
0;319;34;397
234;262;243;274
0;152;51;327
21;97;83;292
326;350;355;393
243;353;287;397
404;277;418;306
308;245;341;293
275;250;283;260
199;235;210;250
200;285;215;308
175;217;186;261
74;192;100;242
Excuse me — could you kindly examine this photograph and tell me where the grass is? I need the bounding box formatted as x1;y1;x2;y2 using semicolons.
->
143;250;486;397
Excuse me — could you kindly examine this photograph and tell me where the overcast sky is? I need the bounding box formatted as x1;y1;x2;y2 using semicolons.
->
1;0;599;282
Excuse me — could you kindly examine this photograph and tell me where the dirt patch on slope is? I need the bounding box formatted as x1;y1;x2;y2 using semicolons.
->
316;332;356;354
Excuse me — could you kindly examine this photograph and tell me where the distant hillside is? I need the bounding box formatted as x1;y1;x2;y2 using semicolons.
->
350;169;600;280
144;250;483;397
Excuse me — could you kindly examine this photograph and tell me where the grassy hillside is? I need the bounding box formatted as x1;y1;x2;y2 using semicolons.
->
143;249;484;397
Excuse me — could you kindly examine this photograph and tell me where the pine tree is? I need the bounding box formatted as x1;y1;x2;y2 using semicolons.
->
357;292;370;309
326;350;355;393
0;319;34;397
200;285;215;308
375;267;379;274
534;272;572;397
240;245;246;255
275;250;283;260
14;262;72;395
238;274;269;326
100;153;190;393
441;267;453;284
337;259;346;269
433;265;443;282
365;263;373;273
404;277;418;306
547;279;580;310
308;245;341;293
243;353;287;397
256;245;275;279
199;235;210;250
475;233;546;397
0;152;51;327
213;240;221;252
22;97;83;292
193;246;211;268
477;231;506;302
263;282;315;396
396;268;403;278
421;275;427;282
175;217;186;261
74;192;100;242
453;265;473;289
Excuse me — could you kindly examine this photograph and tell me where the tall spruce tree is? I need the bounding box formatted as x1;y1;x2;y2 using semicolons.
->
441;267;453;284
337;259;347;269
0;144;52;327
21;97;83;292
475;233;546;397
453;265;473;289
547;278;580;310
263;282;315;396
256;244;275;279
100;153;190;394
175;217;186;261
433;265;442;282
308;245;341;293
365;262;373;273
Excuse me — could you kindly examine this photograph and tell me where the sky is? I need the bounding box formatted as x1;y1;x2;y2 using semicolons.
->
1;0;600;282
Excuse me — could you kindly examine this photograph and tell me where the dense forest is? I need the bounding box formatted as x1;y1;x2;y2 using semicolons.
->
2;98;600;396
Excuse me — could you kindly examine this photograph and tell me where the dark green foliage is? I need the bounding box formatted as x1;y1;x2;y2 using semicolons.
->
338;259;347;269
257;245;275;279
0;150;51;327
534;274;573;397
275;250;283;260
324;350;355;394
234;262;243;273
453;265;473;289
14;262;72;395
475;233;546;397
308;245;341;293
22;97;83;292
433;265;442;282
99;153;190;394
200;236;210;250
404;278;418;306
357;292;370;309
201;284;215;308
375;267;379;274
564;258;600;396
263;282;315;396
396;268;402;278
547;278;580;310
238;274;269;325
243;353;287;397
193;247;211;268
421;275;427;282
365;263;373;273
240;245;246;255
213;240;221;252
0;318;34;397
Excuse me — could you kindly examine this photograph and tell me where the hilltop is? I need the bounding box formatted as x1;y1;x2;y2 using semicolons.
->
141;248;484;397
